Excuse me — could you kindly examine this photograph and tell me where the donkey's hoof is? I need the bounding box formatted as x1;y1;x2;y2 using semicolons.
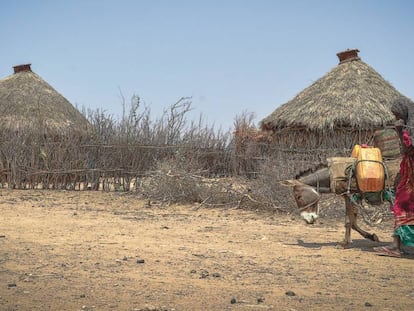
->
371;234;380;242
336;240;350;248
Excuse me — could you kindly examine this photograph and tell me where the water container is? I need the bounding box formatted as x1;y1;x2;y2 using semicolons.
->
373;129;401;158
351;144;361;158
351;144;385;192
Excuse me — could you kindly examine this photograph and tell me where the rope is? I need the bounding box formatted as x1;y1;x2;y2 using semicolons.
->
298;197;320;213
346;160;356;195
347;193;372;225
315;170;320;193
345;157;394;225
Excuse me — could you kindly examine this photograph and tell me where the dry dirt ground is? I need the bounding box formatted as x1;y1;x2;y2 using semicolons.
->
0;189;413;311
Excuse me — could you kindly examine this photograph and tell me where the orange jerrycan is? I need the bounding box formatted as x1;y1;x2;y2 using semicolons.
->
351;144;385;192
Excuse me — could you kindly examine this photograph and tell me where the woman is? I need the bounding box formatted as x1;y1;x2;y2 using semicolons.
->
374;98;414;257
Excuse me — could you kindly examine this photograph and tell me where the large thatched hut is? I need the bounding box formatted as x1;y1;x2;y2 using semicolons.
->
0;64;90;135
260;49;414;156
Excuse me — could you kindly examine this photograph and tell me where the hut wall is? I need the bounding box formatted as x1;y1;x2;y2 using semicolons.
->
271;128;377;153
260;128;380;180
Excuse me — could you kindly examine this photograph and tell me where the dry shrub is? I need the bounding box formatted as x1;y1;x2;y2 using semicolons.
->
232;111;272;178
140;159;280;209
141;158;252;207
243;157;298;212
140;155;296;214
141;159;206;204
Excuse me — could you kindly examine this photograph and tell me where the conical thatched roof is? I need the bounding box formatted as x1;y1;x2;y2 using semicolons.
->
261;49;414;132
0;64;90;134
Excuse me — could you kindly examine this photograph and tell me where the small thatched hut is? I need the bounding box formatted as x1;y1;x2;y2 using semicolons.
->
260;49;414;155
0;64;90;135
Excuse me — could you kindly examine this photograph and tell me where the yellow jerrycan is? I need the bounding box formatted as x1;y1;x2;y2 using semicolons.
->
351;144;385;192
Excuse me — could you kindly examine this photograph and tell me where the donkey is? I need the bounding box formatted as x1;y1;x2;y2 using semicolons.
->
287;160;400;247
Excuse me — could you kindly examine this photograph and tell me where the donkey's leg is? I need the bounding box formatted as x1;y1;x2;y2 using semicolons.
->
342;195;353;247
346;195;379;242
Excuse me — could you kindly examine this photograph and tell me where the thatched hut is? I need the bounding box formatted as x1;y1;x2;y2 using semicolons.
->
260;49;414;156
0;64;90;135
0;64;92;188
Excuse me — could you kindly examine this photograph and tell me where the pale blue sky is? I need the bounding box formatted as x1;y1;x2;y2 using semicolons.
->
1;0;413;130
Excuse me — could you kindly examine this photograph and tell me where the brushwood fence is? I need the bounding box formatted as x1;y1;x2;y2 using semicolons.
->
0;142;232;190
0;136;348;191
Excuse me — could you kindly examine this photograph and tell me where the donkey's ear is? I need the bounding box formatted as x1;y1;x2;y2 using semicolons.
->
279;179;302;187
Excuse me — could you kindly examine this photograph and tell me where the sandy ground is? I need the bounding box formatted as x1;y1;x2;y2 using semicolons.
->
0;189;413;311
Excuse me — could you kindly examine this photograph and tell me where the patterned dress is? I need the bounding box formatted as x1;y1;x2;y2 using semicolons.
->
392;130;414;247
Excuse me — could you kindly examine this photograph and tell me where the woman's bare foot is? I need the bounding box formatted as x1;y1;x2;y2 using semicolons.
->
373;246;402;257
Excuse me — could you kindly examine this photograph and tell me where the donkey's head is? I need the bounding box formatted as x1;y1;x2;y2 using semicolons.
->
292;183;321;224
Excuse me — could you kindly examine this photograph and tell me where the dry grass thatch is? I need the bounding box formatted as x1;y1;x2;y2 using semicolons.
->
261;51;414;132
0;65;90;134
